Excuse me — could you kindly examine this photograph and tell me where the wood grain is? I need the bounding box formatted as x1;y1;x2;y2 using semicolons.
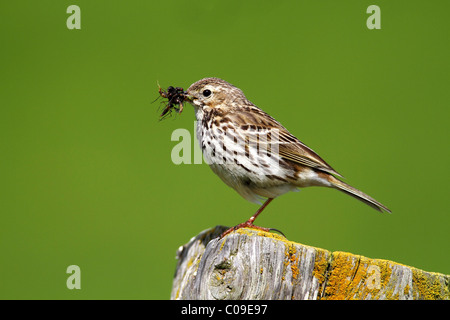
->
171;226;449;300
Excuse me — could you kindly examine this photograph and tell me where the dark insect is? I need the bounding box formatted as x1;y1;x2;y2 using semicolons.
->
158;85;186;120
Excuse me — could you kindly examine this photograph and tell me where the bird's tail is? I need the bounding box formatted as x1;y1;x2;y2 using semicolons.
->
328;175;391;213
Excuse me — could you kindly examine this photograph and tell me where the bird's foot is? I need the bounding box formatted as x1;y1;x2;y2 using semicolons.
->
220;221;285;239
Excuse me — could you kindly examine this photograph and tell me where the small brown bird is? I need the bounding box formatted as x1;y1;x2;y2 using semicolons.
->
183;77;391;237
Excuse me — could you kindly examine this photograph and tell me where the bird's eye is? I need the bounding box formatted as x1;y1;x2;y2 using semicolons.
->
202;89;212;97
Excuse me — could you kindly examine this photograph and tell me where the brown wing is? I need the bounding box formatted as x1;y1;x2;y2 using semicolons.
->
224;106;343;178
276;129;343;177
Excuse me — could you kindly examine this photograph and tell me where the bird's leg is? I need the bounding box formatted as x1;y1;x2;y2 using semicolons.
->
220;198;274;238
247;197;273;224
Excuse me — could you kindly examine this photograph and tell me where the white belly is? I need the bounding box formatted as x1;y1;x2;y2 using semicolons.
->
195;107;298;203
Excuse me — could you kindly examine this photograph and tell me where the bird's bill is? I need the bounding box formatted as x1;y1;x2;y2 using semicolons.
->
183;93;194;102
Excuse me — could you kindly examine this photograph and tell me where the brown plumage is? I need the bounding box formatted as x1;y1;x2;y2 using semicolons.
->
184;77;391;237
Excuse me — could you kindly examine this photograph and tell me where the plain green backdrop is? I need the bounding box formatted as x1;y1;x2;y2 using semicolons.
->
1;1;449;299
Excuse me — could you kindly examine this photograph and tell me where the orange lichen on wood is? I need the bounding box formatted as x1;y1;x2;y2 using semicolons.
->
284;244;299;280
410;268;450;300
172;226;450;300
322;252;450;300
323;252;394;299
313;250;331;297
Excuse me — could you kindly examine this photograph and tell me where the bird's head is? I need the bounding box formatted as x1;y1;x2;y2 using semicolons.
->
185;77;247;110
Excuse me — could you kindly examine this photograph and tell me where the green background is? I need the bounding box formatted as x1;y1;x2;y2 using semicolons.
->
1;1;449;299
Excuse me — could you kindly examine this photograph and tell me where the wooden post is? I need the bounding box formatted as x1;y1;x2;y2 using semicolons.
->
171;226;450;300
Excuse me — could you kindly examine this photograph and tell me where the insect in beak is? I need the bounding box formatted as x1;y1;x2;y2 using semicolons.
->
157;85;187;120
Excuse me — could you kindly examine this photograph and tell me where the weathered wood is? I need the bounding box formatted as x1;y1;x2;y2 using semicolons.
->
171;226;450;300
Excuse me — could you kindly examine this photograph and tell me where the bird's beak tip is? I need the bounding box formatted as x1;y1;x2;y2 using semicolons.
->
184;93;194;102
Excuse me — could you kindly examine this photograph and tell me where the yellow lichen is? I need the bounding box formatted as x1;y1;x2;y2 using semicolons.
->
411;269;448;299
218;227;449;300
284;244;299;280
187;257;194;268
219;238;226;251
324;252;395;300
236;228;295;246
404;283;410;297
313;250;330;298
237;227;331;284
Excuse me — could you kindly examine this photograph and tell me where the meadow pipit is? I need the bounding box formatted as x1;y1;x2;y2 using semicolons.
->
166;77;391;237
